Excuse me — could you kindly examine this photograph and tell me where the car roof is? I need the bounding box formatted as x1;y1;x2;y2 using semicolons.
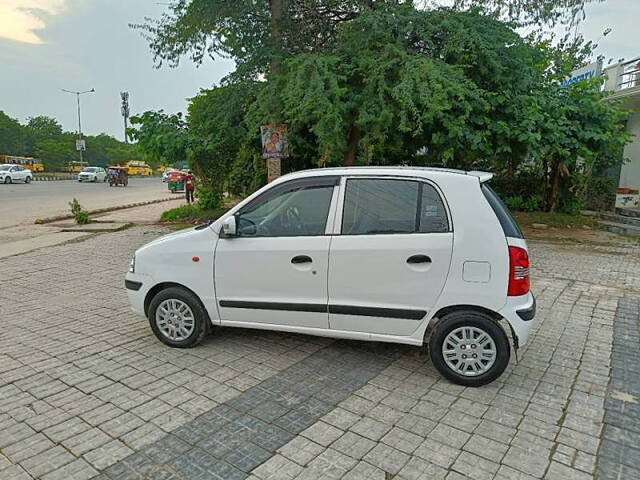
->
276;166;493;183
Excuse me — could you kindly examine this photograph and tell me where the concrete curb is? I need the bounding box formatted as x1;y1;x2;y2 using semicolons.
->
34;196;182;224
34;176;75;181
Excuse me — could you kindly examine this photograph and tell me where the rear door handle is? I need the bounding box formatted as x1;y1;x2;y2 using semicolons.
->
291;255;313;264
407;255;432;264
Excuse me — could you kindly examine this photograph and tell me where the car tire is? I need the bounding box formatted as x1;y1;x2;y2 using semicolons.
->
92;176;97;182
4;177;11;184
25;176;31;184
429;310;510;387
148;287;210;348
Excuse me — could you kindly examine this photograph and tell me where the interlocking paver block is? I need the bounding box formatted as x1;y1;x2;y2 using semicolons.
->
40;458;99;480
20;445;76;478
83;439;134;470
301;421;343;447
61;427;111;456
364;443;410;475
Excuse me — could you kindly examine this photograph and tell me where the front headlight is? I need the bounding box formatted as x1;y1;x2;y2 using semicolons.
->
129;255;135;273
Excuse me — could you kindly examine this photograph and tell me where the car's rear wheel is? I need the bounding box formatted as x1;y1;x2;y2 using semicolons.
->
429;310;510;387
148;287;209;348
25;176;31;184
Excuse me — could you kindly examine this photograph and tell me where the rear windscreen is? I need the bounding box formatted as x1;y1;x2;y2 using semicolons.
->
481;184;523;239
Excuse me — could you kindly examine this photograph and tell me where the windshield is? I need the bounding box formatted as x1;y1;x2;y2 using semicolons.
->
83;167;97;172
0;165;10;171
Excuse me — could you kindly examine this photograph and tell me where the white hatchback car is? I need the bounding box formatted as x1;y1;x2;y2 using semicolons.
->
126;167;535;386
78;167;107;182
0;164;33;184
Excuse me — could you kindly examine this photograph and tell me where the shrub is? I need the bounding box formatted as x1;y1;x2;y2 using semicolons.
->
196;187;222;210
69;198;89;224
160;204;201;222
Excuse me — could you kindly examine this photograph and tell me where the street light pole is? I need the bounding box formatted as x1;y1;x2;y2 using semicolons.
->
62;88;95;164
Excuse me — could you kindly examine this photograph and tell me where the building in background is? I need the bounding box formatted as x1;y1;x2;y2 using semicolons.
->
603;58;640;193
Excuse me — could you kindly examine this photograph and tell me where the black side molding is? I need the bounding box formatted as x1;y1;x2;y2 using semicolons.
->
328;305;426;320
219;300;426;320
516;295;536;321
219;300;326;313
125;280;142;291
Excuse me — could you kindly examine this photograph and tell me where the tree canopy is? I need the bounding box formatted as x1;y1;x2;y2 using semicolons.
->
0;111;142;171
131;0;628;213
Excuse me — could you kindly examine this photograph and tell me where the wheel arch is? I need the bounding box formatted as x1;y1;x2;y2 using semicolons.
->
144;281;208;319
425;304;505;342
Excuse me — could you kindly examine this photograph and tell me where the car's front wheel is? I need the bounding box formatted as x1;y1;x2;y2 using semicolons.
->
4;177;11;184
148;287;209;348
429;310;510;387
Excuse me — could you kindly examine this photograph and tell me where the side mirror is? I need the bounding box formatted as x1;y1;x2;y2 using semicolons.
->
221;215;237;236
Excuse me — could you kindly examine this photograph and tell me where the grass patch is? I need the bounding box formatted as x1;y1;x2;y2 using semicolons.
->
160;204;228;224
513;212;597;229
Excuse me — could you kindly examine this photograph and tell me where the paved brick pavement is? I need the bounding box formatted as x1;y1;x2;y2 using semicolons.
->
0;226;639;479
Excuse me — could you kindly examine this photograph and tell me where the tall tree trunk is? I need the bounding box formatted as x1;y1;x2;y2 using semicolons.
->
344;126;361;166
269;0;283;77
548;159;561;212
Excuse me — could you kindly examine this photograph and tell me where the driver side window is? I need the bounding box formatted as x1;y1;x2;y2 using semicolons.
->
237;185;334;237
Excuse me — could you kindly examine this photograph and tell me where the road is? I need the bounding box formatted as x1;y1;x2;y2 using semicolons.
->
0;177;175;228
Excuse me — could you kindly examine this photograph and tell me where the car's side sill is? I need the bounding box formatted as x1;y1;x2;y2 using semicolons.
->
219;300;425;321
217;319;424;346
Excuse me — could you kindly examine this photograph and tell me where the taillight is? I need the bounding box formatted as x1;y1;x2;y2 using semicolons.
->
508;246;530;296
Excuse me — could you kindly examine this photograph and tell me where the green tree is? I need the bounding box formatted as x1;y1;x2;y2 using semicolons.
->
0;111;26;155
128;111;189;167
23;116;64;156
35;137;76;171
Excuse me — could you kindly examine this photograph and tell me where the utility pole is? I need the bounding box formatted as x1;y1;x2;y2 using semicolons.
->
121;91;130;143
62;88;95;164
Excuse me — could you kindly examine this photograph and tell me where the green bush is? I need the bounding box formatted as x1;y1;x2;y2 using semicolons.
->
196;187;222;210
69;198;90;224
160;204;201;222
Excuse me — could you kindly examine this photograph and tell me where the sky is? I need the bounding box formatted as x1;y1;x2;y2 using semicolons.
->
0;0;637;140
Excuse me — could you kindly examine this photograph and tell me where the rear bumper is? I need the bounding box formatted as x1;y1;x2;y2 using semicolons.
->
498;292;535;347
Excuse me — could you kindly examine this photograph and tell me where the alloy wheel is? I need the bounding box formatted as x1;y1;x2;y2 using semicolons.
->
155;299;196;341
442;326;497;376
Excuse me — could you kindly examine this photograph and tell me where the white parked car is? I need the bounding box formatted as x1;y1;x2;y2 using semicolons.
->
78;167;107;182
0;164;32;184
126;167;535;386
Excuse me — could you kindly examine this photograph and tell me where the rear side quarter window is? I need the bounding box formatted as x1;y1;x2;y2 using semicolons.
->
481;185;523;239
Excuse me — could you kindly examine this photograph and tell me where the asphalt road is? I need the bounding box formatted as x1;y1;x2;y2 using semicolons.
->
0;177;176;228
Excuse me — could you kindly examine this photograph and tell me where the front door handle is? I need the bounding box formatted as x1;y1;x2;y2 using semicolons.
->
291;255;313;264
407;255;432;264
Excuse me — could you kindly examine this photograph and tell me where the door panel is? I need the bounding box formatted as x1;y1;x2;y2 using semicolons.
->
328;177;453;336
214;178;338;329
328;233;453;335
215;236;330;328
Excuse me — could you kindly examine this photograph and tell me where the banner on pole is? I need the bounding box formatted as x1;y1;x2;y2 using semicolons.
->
261;124;289;159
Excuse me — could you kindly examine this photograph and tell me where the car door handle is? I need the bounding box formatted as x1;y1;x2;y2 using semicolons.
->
291;255;313;264
407;255;432;264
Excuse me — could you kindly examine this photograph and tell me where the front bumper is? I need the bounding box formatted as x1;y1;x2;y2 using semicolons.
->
498;292;535;348
125;273;150;316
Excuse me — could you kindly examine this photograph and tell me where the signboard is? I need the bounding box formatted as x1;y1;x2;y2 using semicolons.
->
561;59;603;87
75;139;86;151
260;124;289;159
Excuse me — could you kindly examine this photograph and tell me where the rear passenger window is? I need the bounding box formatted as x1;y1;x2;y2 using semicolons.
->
419;184;449;233
342;179;449;235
